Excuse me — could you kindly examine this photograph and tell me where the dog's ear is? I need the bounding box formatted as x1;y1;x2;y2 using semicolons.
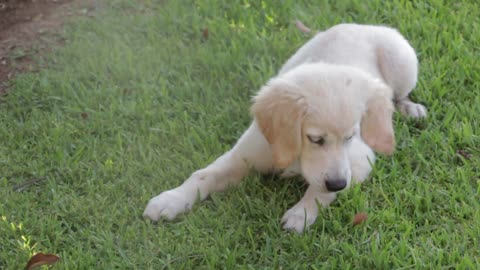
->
251;80;306;168
360;82;395;155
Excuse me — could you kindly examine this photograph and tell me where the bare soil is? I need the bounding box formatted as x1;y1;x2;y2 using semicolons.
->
0;0;96;94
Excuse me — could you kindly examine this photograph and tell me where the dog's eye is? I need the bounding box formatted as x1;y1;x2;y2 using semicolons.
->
345;134;354;142
307;135;325;146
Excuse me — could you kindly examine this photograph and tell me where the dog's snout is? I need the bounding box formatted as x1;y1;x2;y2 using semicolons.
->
325;179;347;192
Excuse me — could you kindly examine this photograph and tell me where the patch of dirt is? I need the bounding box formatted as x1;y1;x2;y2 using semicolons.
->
0;0;96;94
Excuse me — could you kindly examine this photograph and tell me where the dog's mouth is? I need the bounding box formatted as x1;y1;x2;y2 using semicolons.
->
305;177;328;193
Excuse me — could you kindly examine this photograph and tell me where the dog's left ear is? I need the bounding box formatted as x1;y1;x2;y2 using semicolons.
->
250;79;307;168
360;82;395;155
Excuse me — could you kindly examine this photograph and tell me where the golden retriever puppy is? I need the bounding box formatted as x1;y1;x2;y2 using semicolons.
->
144;24;424;233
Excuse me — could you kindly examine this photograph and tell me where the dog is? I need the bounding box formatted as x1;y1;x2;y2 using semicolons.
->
143;23;427;233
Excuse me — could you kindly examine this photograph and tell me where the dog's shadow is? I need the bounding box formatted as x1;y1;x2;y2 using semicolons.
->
255;172;308;203
200;172;309;221
206;171;365;221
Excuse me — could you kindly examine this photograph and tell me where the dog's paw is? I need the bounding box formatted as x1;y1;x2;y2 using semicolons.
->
143;190;192;221
396;99;427;118
281;204;318;233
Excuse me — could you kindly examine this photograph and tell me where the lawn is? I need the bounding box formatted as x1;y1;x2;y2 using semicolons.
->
1;0;479;269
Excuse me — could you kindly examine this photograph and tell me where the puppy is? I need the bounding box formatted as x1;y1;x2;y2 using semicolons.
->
143;23;426;233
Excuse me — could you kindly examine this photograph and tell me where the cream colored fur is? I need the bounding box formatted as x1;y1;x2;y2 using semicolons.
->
143;23;426;233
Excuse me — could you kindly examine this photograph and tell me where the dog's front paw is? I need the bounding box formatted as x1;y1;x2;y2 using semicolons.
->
396;99;427;118
143;190;192;221
281;204;318;233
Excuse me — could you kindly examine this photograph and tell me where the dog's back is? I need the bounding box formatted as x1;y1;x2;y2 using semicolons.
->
279;23;418;101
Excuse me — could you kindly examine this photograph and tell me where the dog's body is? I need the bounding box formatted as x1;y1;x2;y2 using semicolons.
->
143;24;427;233
280;23;426;117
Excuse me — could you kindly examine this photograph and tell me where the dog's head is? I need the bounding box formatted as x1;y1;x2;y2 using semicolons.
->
251;63;394;192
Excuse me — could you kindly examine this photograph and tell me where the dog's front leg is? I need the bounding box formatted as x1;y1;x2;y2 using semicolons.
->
281;186;336;233
143;122;273;221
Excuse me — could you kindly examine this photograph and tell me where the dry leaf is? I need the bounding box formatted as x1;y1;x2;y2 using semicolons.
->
353;212;368;226
33;13;44;21
25;253;60;270
456;149;472;160
202;27;209;39
294;20;312;34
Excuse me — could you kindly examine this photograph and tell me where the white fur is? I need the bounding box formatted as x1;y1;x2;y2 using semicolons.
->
144;23;424;232
280;23;426;118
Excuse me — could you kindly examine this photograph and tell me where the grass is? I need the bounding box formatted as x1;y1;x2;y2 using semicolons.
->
0;0;479;269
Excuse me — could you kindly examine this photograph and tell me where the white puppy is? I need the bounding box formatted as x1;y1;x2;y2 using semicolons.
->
143;23;426;233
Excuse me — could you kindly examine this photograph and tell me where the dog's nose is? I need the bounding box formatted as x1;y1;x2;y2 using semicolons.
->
325;179;347;192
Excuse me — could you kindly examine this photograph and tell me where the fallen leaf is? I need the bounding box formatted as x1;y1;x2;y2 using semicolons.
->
33;13;44;21
294;20;312;34
353;212;368;226
25;253;60;270
202;27;209;40
456;149;472;160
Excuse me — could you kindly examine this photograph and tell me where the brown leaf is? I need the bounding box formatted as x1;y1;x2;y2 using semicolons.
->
353;212;368;226
456;149;472;160
294;20;312;34
33;13;44;21
25;253;60;270
202;27;209;39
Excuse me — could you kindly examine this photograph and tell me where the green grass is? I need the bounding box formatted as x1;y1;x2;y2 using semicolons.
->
1;0;479;269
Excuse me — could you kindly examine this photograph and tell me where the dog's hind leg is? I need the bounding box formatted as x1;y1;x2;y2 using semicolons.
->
143;122;273;221
376;40;427;118
395;96;427;118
